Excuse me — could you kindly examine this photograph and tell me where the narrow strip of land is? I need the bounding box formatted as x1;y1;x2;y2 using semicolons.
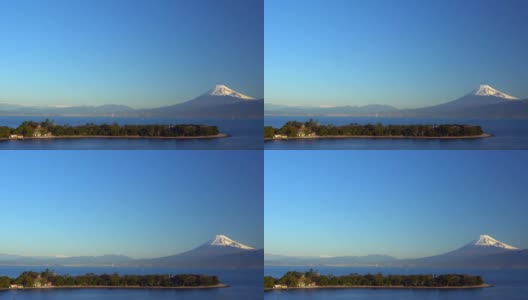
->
1;284;228;291
265;270;489;291
0;270;224;291
265;133;491;141
265;283;491;291
1;133;228;141
0;120;224;140
265;119;489;141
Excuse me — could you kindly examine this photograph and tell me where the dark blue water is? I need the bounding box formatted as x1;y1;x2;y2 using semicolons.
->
0;116;262;150
0;266;261;300
264;116;528;150
265;266;528;300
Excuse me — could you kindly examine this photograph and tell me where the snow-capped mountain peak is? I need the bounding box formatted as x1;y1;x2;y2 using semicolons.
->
206;234;254;250
206;85;254;100
470;85;518;100
473;234;518;250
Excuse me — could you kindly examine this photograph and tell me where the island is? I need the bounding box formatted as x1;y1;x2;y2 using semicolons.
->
0;120;226;140
264;119;490;140
0;269;226;290
265;270;490;290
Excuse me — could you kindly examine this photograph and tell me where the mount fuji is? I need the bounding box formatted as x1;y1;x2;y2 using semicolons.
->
174;234;255;257
397;234;527;268
265;84;528;118
207;85;255;100
139;85;263;118
451;234;519;254
132;234;263;268
0;234;263;269
435;85;518;109
471;85;518;99
0;85;263;119
397;85;525;117
266;234;528;268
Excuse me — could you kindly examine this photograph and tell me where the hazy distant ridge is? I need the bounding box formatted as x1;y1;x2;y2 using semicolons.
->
266;235;528;268
265;85;528;119
0;235;262;269
0;85;263;119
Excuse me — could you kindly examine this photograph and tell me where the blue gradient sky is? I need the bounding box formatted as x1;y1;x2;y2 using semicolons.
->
0;151;263;258
265;151;528;258
265;0;528;108
0;0;263;108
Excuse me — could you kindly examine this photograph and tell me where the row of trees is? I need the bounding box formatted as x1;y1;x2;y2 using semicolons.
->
0;120;220;138
265;269;484;288
264;119;484;138
0;269;219;288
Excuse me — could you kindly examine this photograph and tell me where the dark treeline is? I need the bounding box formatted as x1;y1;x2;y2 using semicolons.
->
264;119;484;138
265;269;484;288
0;269;219;288
0;119;219;138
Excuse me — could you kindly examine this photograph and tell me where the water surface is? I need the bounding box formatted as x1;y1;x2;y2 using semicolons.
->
265;116;528;150
265;266;528;300
0;266;261;300
0;116;262;150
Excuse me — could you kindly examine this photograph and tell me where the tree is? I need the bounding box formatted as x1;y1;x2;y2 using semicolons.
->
264;276;275;288
0;276;10;288
54;276;65;286
374;123;384;136
264;126;275;138
21;275;34;287
0;126;11;138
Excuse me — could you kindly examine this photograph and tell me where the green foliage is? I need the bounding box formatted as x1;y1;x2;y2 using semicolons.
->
0;126;11;138
264;126;275;138
49;123;219;137
8;270;218;287
266;270;484;288
0;276;11;288
14;121;37;137
264;276;275;288
2;120;220;138
266;120;484;138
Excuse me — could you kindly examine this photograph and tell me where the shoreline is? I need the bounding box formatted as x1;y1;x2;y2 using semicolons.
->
0;283;228;291
0;133;228;141
265;283;491;291
265;133;491;141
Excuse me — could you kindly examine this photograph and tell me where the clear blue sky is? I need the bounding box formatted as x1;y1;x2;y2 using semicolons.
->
265;151;528;259
265;0;528;108
0;151;263;258
0;0;263;108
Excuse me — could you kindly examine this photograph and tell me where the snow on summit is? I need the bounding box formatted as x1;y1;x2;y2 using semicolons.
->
206;234;254;250
206;85;254;100
470;85;518;100
473;234;518;250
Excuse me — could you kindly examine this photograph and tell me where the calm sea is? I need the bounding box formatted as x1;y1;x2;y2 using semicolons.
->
264;116;528;150
0;266;262;300
265;266;528;300
0;116;262;150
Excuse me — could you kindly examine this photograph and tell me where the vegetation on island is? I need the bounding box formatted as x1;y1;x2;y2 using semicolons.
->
264;119;484;138
265;269;484;289
0;119;219;138
0;269;219;289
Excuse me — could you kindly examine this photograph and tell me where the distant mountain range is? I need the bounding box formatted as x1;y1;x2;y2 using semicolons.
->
265;85;528;119
265;235;528;268
0;235;262;269
0;85;263;119
265;103;399;116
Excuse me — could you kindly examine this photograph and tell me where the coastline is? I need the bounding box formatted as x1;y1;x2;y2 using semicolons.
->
265;133;491;141
0;283;228;291
265;283;491;291
0;133;228;141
